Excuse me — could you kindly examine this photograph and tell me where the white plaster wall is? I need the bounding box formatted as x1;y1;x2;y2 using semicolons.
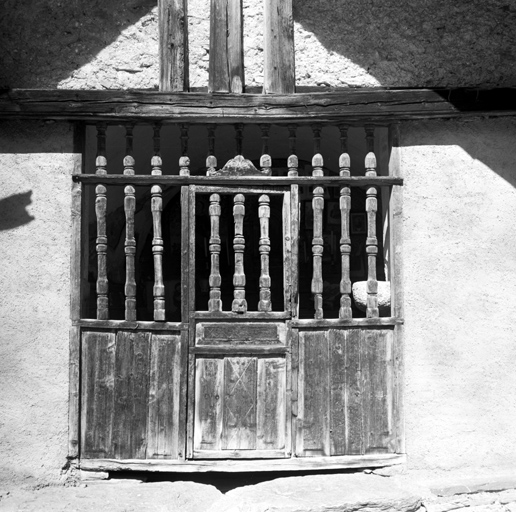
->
400;118;516;478
0;121;75;488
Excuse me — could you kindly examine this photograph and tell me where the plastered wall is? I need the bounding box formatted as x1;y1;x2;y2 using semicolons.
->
0;121;76;488
1;0;515;89
400;117;516;478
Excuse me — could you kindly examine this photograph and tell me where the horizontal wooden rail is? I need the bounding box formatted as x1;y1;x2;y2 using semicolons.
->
73;175;403;187
1;88;515;122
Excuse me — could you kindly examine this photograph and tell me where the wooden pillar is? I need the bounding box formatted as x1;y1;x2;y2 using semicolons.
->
159;0;188;91
263;0;295;93
258;194;272;311
209;0;244;93
208;193;222;312
232;194;247;312
338;125;352;319
365;126;379;318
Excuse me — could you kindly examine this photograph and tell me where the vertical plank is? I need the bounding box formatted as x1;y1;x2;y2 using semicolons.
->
285;322;293;457
345;328;363;455
264;0;294;94
232;194;247;312
68;326;80;458
301;331;330;455
283;191;292;314
209;0;244;93
112;331;151;459
159;0;188;92
258;195;272;311
339;125;352;319
208;193;223;312
194;358;224;451
81;331;115;458
256;358;286;450
222;357;257;450
329;329;347;455
365;126;379;318
178;330;189;460
361;329;394;454
290;182;299;318
146;334;180;459
295;328;305;456
182;185;191;322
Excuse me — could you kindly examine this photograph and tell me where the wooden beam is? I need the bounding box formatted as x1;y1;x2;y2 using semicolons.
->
1;88;515;122
159;0;188;91
264;0;295;93
209;0;244;93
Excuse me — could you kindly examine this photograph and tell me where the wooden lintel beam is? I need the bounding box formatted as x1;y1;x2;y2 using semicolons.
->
159;0;188;92
1;88;515;122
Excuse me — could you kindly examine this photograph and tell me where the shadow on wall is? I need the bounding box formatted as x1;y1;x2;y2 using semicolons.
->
0;191;34;230
292;0;516;88
0;0;156;88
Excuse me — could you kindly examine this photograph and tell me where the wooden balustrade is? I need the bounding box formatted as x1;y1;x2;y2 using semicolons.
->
208;193;223;312
258;194;272;311
232;194;247;313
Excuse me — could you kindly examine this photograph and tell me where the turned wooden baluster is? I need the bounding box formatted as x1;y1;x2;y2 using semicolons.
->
365;126;379;318
338;125;352;319
206;124;217;176
208;193;222;312
288;154;298;177
95;123;108;319
124;124;137;320
232;194;247;313
312;183;325;319
151;125;165;320
258;194;272;311
288;124;298;177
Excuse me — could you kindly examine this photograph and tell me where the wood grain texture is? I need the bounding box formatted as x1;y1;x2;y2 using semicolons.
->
70;180;82;322
311;185;324;319
159;0;188;92
3;88;515;122
112;331;151;459
345;328;363;455
209;0;244;93
146;334;181;459
196;322;285;345
232;194;247;312
258;195;272;311
290;184;299;319
124;185;137;321
68;326;81;457
82;331;116;458
151;185;166;320
208;193;222;312
263;0;294;94
95;184;108;320
329;329;346;455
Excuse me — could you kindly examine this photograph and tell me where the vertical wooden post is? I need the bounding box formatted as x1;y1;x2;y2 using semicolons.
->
288;155;298;177
208;193;222;312
95;123;108;320
339;125;352;319
124;124;137;321
159;0;188;92
232;194;247;313
263;0;295;93
312;153;325;319
209;0;244;93
365;126;379;318
258;194;272;311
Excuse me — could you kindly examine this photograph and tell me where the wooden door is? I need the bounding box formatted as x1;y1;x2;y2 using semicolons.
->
187;186;292;459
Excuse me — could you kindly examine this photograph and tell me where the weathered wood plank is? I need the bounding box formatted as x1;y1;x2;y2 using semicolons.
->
256;358;286;451
196;322;286;345
182;186;191;322
301;331;330;455
146;334;180;459
263;0;294;94
159;0;188;92
345;328;363;455
76;319;185;330
293;317;402;328
3;88;516;122
194;358;224;451
191;345;287;356
329;329;346;455
209;0;244;93
178;330;189;460
222;357;257;450
112;331;151;459
81;331;116;458
283;191;292;314
68;326;81;458
70;180;82;322
290;183;299;319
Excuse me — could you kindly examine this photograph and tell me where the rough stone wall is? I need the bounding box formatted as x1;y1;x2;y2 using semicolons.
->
1;0;515;89
0;121;75;487
400;117;516;477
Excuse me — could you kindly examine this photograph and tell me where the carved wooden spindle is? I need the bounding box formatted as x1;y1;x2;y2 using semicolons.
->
208;194;222;312
232;194;247;313
288;124;297;157
258;194;272;311
95;184;108;320
288;154;298;177
179;155;190;176
312;152;324;177
206;125;217;176
260;154;272;175
365;126;379;318
338;125;352;319
151;185;165;320
260;124;270;156
235;123;244;155
124;185;137;321
312;185;325;319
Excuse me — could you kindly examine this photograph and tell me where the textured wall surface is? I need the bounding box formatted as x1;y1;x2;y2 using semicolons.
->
400;118;516;477
1;0;515;89
0;121;75;487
